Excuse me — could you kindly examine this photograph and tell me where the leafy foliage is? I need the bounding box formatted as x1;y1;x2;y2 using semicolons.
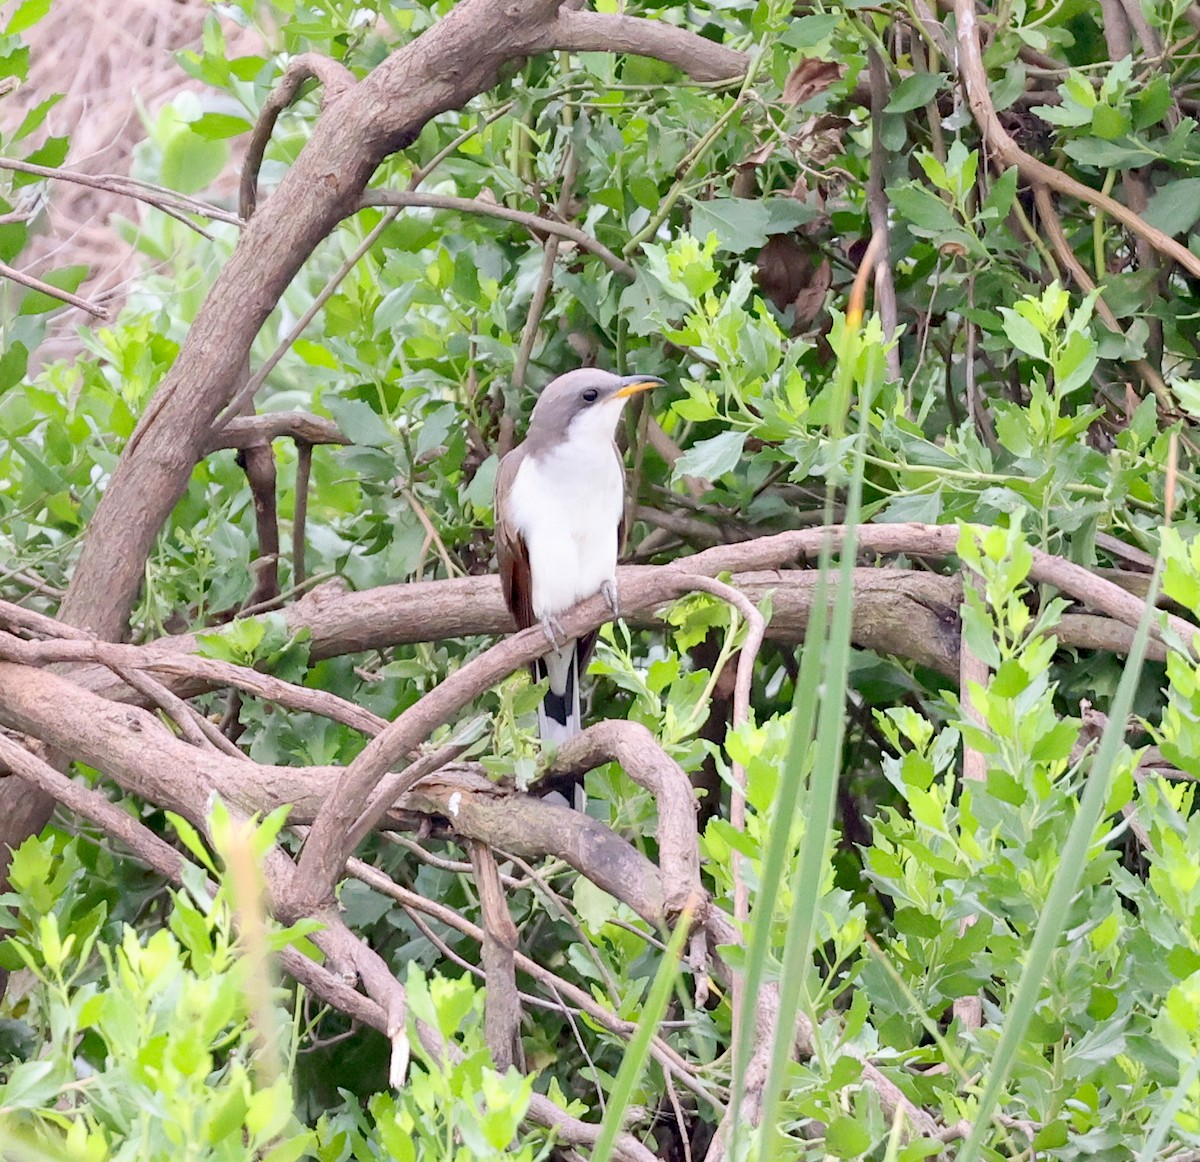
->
5;0;1200;1156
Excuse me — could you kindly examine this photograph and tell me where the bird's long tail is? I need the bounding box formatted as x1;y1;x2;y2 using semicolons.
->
536;639;581;744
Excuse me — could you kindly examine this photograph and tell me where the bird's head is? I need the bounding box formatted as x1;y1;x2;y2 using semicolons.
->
528;369;666;443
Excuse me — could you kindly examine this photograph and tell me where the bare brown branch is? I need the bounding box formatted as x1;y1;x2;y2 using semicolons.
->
0;257;108;318
362;190;635;280
240;53;357;220
470;840;525;1072
204;411;351;454
953;0;1200;282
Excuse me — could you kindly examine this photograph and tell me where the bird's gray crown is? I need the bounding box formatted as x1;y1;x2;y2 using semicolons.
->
527;369;664;437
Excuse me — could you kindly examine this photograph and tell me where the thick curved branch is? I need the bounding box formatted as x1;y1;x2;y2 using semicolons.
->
530;10;747;83
551;721;702;916
23;552;1167;725
0;633;388;739
48;567;960;715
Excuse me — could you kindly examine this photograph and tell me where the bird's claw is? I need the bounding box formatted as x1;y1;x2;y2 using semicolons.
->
601;579;620;619
540;615;567;649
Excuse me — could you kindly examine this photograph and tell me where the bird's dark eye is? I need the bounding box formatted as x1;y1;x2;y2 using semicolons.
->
582;388;599;403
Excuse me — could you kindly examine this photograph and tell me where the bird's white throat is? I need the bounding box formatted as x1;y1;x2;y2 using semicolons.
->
505;403;626;621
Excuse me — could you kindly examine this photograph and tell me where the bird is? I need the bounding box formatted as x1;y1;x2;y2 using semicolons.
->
494;368;666;745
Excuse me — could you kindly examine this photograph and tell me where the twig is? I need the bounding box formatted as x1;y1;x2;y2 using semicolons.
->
361;190;635;279
211;206;401;432
469;840;525;1071
204;411;350;454
399;487;462;578
496;847;623;1002
241;53;357;220
953;0;1200;281
513;233;561;389
345;851;720;1108
242;445;282;608
0;157;241;228
1031;185;1170;404
963;275;999;452
407;102;516;189
0;258;107;318
866;46;901;382
0;633;388;738
294;441;313;588
383;830;530;885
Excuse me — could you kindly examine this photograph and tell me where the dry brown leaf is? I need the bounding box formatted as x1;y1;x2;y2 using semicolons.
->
740;139;776;168
792;257;832;331
781;58;844;106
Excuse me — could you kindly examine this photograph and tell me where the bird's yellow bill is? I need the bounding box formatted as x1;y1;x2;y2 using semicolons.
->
613;379;662;399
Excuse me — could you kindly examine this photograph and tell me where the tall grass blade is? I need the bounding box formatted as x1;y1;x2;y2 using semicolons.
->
753;303;879;1157
591;897;697;1162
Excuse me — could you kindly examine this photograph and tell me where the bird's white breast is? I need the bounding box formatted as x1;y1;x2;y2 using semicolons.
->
506;418;625;620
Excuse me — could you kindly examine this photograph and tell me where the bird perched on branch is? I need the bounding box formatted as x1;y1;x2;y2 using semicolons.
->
494;369;665;744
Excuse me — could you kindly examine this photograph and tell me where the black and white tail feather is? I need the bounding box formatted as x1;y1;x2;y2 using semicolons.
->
536;639;582;744
536;638;588;810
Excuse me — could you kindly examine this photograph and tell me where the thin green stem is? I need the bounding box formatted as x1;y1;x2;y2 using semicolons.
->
622;41;767;257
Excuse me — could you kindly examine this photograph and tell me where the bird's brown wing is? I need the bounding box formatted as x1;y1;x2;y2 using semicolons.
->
494;446;535;632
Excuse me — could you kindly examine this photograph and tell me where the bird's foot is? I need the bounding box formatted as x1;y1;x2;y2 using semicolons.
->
539;614;567;649
600;579;620;619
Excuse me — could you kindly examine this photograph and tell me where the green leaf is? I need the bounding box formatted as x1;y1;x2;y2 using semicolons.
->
0;1060;65;1111
673;429;746;482
0;340;28;392
886;72;943;114
1063;137;1155;168
17;265;88;315
1143;179;1200;236
12;135;68;186
1172;378;1200;419
781;14;840;46
826;1115;873;1157
887;183;960;234
187;112;252;140
998;307;1046;361
688;198;774;253
1134;75;1172;130
323;396;392;447
1091;103;1131;140
5;0;52;34
161;126;227;194
11;93;63;144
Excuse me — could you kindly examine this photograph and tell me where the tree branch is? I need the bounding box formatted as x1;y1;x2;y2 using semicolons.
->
0;258;108;318
360;190;635;280
530;10;747;83
952;0;1200;281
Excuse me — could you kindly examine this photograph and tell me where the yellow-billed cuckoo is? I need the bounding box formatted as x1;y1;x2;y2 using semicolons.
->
495;369;665;743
